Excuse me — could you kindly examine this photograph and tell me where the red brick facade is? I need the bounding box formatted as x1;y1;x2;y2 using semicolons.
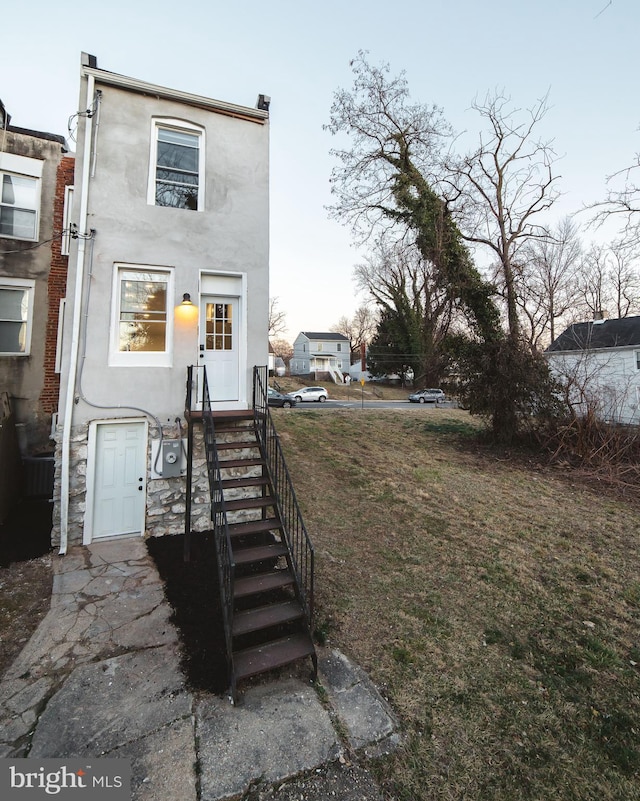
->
40;156;74;414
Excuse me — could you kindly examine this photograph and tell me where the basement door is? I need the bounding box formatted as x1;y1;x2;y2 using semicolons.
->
89;420;147;541
200;296;239;401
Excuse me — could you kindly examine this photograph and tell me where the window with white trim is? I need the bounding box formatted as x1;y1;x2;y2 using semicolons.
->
0;152;43;241
635;350;640;370
0;278;35;354
110;266;173;366
148;119;204;211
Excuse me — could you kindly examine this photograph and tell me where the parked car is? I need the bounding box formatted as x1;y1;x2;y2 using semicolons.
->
267;388;297;408
408;388;446;404
291;386;329;403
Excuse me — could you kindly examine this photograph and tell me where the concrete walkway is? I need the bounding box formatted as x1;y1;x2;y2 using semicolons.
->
0;539;399;800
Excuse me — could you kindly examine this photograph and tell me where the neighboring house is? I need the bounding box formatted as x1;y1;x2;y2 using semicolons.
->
0;99;72;455
54;54;270;551
289;331;350;382
546;316;640;425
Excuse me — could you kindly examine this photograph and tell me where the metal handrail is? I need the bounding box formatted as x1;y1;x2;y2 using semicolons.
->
253;366;315;625
200;367;236;696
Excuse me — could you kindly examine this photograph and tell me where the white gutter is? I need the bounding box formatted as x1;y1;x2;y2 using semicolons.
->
59;73;95;555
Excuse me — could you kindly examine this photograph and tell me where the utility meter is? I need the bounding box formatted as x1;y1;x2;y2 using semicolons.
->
161;441;182;477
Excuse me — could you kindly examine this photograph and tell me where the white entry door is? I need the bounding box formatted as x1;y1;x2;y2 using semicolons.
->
200;295;239;401
91;421;147;540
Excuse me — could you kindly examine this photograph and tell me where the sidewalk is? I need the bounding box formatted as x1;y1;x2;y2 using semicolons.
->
0;538;399;800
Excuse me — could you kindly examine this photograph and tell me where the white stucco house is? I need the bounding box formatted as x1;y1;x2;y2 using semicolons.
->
54;54;270;551
289;331;350;382
546;316;640;425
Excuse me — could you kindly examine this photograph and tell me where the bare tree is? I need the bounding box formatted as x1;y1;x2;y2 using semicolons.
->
572;240;640;323
330;305;378;353
270;337;293;367
354;237;458;384
591;151;640;247
448;92;560;343
576;243;611;320
268;297;287;338
608;240;640;318
517;217;582;348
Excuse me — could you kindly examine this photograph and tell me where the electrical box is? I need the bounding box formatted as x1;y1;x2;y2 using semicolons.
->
161;440;182;478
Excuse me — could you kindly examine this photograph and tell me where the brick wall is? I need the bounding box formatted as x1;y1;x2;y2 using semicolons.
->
40;156;74;414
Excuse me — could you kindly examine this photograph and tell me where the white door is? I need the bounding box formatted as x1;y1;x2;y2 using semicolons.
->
92;421;146;540
200;295;239;401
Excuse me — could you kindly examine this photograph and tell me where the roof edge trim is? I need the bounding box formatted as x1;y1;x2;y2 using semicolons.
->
81;66;269;124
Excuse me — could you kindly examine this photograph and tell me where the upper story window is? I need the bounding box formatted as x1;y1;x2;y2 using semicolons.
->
0;153;43;241
110;265;173;366
336;343;342;352
317;342;323;352
635;350;640;370
0;278;35;355
148;119;204;211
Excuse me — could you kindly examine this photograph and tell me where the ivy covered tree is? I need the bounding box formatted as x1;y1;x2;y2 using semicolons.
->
328;53;562;443
327;54;498;370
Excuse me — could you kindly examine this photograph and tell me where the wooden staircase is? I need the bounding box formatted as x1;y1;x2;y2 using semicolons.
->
184;367;316;702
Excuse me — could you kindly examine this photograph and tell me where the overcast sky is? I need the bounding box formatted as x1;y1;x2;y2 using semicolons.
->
2;0;637;339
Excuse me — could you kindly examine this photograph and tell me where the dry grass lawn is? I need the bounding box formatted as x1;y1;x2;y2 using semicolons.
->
273;406;640;801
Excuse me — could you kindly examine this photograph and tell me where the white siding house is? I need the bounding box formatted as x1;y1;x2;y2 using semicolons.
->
546;316;640;425
54;54;270;550
290;331;350;383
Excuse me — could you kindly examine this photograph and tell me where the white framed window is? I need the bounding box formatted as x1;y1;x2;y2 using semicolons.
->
0;153;43;241
110;265;173;366
0;278;35;355
148;119;204;211
61;185;74;255
337;343;342;352
317;342;323;351
635;350;640;370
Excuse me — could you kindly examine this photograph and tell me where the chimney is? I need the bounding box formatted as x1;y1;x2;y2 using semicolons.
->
593;309;609;321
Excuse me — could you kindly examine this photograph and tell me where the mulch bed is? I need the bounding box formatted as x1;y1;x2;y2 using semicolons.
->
0;499;53;568
146;531;229;694
0;498;54;677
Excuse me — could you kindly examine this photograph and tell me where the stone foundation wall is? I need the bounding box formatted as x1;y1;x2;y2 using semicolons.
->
51;420;262;547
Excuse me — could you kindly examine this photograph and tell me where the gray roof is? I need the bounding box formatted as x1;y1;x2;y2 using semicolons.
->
547;316;640;352
300;331;349;342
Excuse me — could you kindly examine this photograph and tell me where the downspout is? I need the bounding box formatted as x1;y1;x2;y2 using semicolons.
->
59;73;95;555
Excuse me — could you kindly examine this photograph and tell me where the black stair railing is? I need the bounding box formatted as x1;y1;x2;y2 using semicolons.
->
199;366;236;696
253;366;315;625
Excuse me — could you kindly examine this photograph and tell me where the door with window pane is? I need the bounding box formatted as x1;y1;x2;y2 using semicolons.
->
200;296;239;401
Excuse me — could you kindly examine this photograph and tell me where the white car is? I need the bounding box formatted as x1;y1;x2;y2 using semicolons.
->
408;388;446;404
291;386;328;403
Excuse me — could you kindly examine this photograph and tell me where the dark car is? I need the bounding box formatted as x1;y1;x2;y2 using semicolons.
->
408;388;446;404
267;387;297;408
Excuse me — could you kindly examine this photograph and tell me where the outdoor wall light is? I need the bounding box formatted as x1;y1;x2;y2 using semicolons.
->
175;292;198;324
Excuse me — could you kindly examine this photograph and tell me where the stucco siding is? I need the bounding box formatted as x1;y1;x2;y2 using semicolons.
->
55;58;270;545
